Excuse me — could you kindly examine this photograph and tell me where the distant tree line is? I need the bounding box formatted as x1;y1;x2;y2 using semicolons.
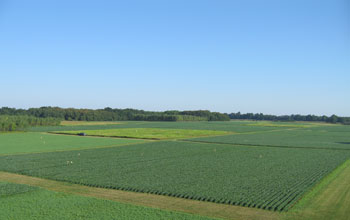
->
164;110;230;121
228;112;350;125
0;115;61;132
1;107;348;125
0;107;230;122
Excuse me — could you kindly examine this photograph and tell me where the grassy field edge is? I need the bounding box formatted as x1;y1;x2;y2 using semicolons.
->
290;159;350;211
0;181;216;220
0;172;279;220
283;159;350;220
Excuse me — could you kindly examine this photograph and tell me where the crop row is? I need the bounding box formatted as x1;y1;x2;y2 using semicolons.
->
0;141;349;211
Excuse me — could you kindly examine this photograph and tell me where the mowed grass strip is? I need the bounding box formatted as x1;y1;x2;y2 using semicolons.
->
1;141;349;211
283;160;350;220
0;182;214;220
0;132;145;155
55;128;232;140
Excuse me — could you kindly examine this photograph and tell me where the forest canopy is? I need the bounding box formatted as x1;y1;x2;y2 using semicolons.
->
0;115;61;132
0;107;230;122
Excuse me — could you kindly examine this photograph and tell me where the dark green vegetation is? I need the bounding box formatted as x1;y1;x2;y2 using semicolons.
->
0;182;38;197
57;128;231;140
1;141;349;211
190;126;350;150
2;106;350;124
0;107;230;122
0;132;145;155
0;182;214;220
0;115;60;132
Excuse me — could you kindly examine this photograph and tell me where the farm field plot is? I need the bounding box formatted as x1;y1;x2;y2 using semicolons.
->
60;121;122;126
55;128;231;140
0;182;213;220
27;120;296;133
307;124;350;133
242;121;324;128
0;132;145;155
0;141;349;211
0;182;38;197
189;126;350;150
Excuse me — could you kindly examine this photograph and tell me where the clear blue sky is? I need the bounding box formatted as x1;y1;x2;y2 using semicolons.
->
0;0;349;116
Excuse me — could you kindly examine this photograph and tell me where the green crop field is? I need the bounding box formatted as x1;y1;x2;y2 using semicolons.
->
1;141;349;211
1;121;350;219
0;132;145;155
242;122;320;128
2;1;349;218
56;128;231;140
0;182;214;220
0;182;38;197
27;120;296;133
189;126;350;150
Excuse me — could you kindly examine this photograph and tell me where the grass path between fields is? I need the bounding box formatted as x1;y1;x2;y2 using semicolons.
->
282;159;350;220
0;172;278;220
